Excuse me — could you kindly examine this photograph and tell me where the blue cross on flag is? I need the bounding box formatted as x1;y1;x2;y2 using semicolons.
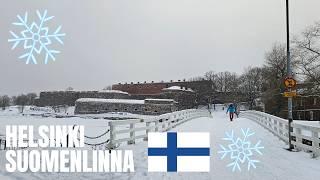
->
148;132;210;172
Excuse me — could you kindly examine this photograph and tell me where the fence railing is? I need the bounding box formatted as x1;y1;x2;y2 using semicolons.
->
0;109;211;150
107;109;212;149
0;129;111;151
0;138;36;150
0;138;6;150
241;111;320;157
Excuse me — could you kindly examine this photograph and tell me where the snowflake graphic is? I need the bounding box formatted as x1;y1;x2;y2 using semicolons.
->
8;10;65;64
218;128;264;172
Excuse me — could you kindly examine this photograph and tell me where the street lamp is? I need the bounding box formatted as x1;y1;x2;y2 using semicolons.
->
286;0;294;150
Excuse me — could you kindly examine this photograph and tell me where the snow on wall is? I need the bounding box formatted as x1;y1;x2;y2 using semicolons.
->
76;98;145;104
163;86;194;92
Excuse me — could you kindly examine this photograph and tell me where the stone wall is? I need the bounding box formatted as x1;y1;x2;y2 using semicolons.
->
160;91;196;110
74;98;177;115
36;90;130;106
128;90;197;110
36;91;79;106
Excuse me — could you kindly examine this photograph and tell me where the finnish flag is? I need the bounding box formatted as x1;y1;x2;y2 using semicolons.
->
148;132;210;172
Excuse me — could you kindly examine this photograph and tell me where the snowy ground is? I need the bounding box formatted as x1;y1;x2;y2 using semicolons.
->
0;108;319;180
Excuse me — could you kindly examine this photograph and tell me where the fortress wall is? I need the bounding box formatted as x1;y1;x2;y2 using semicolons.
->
74;99;177;115
37;91;130;107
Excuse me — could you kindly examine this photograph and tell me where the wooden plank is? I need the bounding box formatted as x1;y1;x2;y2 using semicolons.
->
113;125;157;135
110;119;144;126
293;123;320;132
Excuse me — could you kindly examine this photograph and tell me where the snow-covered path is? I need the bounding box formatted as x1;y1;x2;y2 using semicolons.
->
0;111;319;180
172;111;320;180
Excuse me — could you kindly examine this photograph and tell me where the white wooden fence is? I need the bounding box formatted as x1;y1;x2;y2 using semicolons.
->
107;109;212;149
0;109;211;150
241;111;320;157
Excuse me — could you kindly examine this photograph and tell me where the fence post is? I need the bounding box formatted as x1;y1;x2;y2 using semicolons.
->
144;122;150;141
268;117;271;129
128;123;135;145
108;122;115;149
155;121;159;132
166;117;171;131
295;127;302;151
311;130;320;158
273;119;277;133
162;118;166;131
277;120;281;137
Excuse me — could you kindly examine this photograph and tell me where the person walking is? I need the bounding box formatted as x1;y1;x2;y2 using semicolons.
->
234;103;239;118
226;104;236;121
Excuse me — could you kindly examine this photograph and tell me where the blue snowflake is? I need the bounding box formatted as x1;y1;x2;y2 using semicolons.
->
8;10;65;64
218;128;264;172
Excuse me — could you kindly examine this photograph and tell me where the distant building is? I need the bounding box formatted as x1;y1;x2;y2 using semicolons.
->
112;80;246;106
273;83;320;121
35;79;248;115
292;95;320;121
35;87;194;115
112;80;212;105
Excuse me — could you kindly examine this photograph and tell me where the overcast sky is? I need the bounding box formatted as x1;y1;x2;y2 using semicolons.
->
1;0;320;95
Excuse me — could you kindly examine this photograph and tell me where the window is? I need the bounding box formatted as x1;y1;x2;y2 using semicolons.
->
134;109;138;111
114;109;118;111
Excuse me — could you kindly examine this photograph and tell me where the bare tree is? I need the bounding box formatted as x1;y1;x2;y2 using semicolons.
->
264;43;287;86
15;94;29;113
215;72;225;92
11;96;17;105
224;72;238;93
204;71;215;81
204;71;217;90
215;71;238;93
293;22;320;92
239;67;263;109
26;93;37;105
0;95;10;110
188;76;204;81
261;43;293;115
65;87;74;91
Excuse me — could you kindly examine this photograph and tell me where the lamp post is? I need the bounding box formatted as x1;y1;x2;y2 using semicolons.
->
286;0;294;150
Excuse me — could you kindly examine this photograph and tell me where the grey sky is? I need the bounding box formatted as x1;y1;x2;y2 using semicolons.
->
1;0;320;96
